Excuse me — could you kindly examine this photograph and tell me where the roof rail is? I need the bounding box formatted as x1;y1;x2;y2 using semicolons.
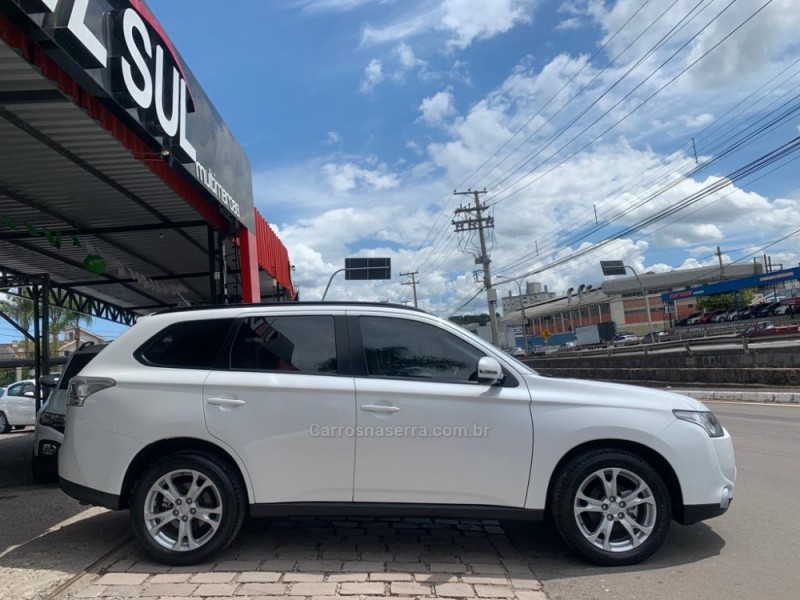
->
153;301;428;316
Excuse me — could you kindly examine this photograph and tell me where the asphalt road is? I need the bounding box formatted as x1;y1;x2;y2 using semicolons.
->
0;429;128;600
506;401;800;600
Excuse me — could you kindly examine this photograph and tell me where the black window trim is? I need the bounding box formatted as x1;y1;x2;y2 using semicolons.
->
349;315;518;388
226;314;350;377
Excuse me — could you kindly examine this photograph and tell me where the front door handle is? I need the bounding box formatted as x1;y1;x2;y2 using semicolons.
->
360;404;400;413
207;397;246;407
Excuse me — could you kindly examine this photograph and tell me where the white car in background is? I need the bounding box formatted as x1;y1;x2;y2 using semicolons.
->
33;343;107;482
59;303;736;567
0;379;37;433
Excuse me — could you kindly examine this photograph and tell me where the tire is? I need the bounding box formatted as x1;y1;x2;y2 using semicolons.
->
32;453;58;484
551;450;671;566
0;412;10;434
129;452;246;566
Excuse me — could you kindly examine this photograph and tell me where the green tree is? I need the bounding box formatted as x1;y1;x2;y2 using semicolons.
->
697;288;757;312
449;313;491;326
0;294;34;357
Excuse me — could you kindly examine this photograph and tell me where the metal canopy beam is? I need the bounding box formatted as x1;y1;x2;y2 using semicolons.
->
8;238;167;306
0;184;207;299
1;266;142;325
0;106;208;255
0;220;208;241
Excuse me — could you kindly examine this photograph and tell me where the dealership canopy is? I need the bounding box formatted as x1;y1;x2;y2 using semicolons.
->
0;0;295;324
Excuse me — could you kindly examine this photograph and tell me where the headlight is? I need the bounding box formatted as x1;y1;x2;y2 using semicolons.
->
673;410;724;437
68;377;116;407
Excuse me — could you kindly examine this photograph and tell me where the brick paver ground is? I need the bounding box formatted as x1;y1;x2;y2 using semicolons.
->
61;517;546;599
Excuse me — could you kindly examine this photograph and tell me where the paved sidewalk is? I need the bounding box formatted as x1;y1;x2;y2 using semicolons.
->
60;517;546;600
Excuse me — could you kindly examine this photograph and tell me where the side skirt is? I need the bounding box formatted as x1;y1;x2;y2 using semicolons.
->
249;502;545;521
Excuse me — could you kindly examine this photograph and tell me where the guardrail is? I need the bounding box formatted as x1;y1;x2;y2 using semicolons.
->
538;329;800;359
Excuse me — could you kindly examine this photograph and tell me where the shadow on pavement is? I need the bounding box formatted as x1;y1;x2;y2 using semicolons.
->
505;518;726;579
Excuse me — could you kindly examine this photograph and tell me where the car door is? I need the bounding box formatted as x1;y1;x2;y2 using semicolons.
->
19;382;36;424
203;313;356;504
351;313;534;507
4;383;25;424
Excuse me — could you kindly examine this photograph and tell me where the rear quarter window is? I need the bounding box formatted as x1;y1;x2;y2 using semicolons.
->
136;318;235;369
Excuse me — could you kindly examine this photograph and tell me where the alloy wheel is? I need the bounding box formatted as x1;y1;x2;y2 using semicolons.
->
143;469;223;552
573;467;657;552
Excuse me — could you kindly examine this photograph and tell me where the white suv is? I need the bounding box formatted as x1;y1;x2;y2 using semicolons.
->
59;303;736;566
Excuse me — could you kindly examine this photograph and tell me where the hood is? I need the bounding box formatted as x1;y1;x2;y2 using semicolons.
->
525;375;708;412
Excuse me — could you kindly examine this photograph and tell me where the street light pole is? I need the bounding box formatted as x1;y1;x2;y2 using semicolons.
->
625;265;654;341
497;276;529;356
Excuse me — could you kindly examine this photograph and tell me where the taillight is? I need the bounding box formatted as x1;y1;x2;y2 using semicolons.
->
68;377;116;407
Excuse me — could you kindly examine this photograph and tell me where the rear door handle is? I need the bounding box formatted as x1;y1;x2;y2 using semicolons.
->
360;404;400;413
207;397;246;407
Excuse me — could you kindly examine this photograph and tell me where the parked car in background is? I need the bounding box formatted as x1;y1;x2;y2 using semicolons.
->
774;304;792;316
641;331;670;344
33;342;107;482
0;379;37;433
59;303;735;567
741;321;799;337
612;332;639;345
699;310;727;324
710;312;729;323
686;313;704;325
676;312;702;326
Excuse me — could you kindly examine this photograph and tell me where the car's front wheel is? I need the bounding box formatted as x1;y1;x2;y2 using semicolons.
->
0;412;10;434
130;452;246;565
551;450;671;566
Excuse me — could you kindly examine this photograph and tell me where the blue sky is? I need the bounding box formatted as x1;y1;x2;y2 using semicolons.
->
9;0;800;344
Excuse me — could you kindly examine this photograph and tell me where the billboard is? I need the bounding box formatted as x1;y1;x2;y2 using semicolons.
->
7;0;255;230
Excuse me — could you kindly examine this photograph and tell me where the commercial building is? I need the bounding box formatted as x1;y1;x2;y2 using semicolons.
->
500;281;556;314
499;263;762;343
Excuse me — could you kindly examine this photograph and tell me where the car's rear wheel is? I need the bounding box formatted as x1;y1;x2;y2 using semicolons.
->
552;450;671;566
130;452;245;565
0;412;10;434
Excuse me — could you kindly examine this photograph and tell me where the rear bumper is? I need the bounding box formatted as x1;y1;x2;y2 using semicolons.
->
677;500;732;525
59;477;122;510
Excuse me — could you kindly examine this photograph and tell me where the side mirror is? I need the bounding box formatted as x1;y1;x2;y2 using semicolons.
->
23;391;36;398
41;375;60;388
477;356;504;385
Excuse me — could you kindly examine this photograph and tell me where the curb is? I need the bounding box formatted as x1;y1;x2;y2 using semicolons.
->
672;390;800;404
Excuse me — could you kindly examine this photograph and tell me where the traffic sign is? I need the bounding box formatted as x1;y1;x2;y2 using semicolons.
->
542;329;552;341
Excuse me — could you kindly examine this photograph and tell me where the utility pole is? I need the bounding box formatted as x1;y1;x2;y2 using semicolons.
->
453;189;499;346
400;271;419;308
716;246;725;280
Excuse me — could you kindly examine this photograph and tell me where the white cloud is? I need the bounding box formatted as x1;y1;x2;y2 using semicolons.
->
555;17;582;31
362;0;537;49
419;90;456;126
681;113;714;128
261;1;800;315
296;0;381;13
440;0;534;49
359;58;384;93
394;42;425;70
325;131;342;145
322;161;400;193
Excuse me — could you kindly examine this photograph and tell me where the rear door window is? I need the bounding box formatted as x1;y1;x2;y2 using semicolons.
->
230;316;338;374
